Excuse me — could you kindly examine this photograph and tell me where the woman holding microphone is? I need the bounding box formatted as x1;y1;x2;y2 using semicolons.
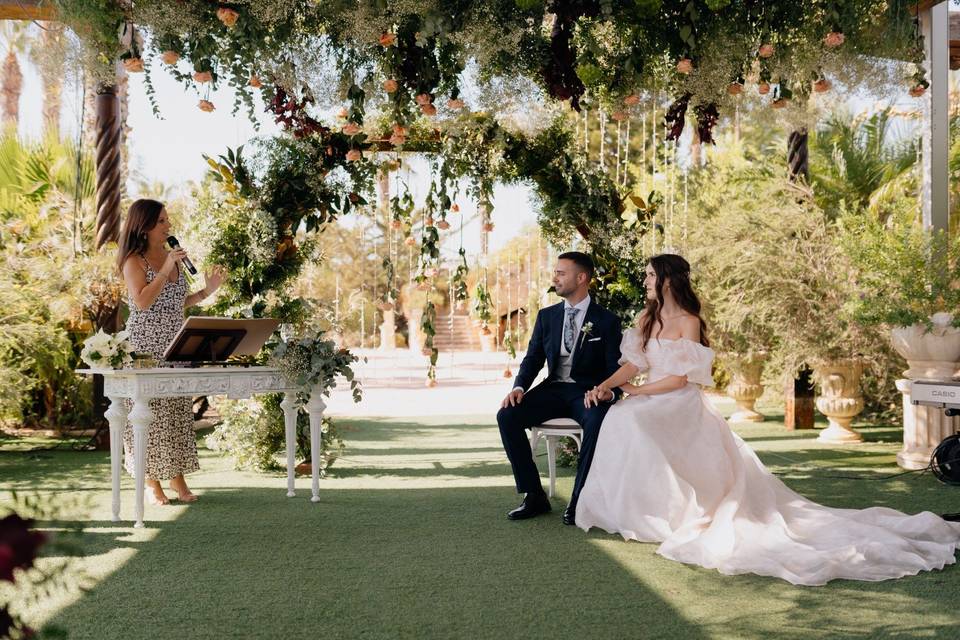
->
116;198;225;505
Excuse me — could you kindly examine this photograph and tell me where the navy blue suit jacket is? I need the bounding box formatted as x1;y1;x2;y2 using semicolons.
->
512;299;623;393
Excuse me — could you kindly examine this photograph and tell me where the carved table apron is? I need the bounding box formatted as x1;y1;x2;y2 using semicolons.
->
80;367;325;528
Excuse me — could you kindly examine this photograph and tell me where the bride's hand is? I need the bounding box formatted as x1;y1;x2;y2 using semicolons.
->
584;385;611;408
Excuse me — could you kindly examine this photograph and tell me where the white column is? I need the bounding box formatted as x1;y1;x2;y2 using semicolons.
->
104;395;128;523
921;2;950;233
306;393;327;503
896;379;960;469
281;393;298;497
128;394;153;528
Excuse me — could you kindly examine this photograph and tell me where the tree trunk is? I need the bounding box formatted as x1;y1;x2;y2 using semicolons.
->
1;49;22;127
39;22;64;139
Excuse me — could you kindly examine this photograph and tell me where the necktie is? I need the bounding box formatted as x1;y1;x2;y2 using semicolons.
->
564;307;580;353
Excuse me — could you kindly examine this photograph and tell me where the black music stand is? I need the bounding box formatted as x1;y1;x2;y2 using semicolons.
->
164;327;247;363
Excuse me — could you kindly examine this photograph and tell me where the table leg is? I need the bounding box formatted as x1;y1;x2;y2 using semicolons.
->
281;394;298;498
128;394;153;528
306;394;327;503
104;396;128;523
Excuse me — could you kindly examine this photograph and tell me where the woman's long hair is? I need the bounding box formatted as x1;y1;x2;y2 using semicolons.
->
638;254;710;349
116;199;165;272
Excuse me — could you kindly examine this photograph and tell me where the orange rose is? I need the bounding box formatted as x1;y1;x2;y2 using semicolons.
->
383;78;398;93
772;98;788;109
346;149;363;162
337;107;349;119
404;236;417;246
420;103;437;116
425;378;438;388
193;70;213;83
198;100;216;112
623;94;641;106
415;93;432;106
249;75;262;88
436;220;451;230
390;220;402;230
389;133;407;146
160;50;180;65
758;43;775;58
451;203;460;212
757;82;771;95
727;82;743;95
909;84;926;98
813;79;831;93
122;58;144;73
482;222;495;232
446;98;465;110
502;369;512;378
392;123;408;136
342;122;362;136
676;58;693;74
379;32;396;47
823;32;845;48
216;7;239;28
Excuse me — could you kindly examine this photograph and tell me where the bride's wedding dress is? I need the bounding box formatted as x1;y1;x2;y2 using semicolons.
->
576;330;960;586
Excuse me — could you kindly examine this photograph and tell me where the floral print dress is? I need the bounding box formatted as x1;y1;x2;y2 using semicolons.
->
122;256;199;481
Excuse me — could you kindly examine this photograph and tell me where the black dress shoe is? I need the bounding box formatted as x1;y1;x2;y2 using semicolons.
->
507;493;551;520
562;505;576;526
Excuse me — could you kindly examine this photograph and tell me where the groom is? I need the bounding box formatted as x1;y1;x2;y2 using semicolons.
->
497;251;623;525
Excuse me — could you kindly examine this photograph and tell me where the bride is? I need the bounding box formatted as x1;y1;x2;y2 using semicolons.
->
576;253;960;586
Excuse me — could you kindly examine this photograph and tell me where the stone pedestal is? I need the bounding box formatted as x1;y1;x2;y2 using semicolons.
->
813;359;865;444
724;353;765;422
895;378;960;469
378;310;396;351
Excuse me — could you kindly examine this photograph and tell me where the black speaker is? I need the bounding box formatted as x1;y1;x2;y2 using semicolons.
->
931;434;960;486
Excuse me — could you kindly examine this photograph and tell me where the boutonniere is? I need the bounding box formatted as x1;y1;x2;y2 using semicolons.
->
581;321;594;337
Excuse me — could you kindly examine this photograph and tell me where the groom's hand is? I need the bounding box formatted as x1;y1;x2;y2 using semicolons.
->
584;385;613;408
501;388;524;408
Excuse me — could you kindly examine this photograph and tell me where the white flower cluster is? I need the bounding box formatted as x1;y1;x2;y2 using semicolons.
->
80;329;134;370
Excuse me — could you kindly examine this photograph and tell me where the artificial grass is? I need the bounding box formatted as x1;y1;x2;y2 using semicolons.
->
2;400;959;640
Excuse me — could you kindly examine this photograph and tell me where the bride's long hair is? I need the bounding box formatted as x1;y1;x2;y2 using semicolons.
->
638;254;710;349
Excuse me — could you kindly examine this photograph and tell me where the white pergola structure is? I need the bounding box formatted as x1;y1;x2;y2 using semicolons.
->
918;0;952;233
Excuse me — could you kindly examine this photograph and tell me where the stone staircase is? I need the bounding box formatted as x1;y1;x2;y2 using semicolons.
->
431;313;482;352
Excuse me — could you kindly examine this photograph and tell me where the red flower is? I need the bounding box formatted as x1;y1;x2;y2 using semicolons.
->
0;514;46;583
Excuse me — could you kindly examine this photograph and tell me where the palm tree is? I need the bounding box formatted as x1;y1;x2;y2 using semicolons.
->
32;22;66;139
0;22;31;129
810;108;918;222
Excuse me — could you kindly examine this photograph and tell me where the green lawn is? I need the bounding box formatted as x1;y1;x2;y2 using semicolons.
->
2;401;959;640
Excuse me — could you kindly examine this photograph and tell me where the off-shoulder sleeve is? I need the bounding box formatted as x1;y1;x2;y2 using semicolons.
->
617;329;649;371
661;339;715;387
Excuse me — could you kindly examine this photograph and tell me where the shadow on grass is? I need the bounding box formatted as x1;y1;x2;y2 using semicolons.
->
43;486;714;640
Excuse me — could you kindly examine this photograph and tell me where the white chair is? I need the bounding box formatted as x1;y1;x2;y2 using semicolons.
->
529;418;583;498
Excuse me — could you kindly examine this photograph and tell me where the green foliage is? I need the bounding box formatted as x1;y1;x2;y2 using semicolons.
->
206;394;344;473
841;208;960;329
269;332;362;405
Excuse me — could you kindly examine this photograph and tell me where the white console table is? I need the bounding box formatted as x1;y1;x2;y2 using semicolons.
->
80;366;325;528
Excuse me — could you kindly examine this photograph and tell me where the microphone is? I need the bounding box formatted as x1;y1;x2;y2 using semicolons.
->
166;235;197;276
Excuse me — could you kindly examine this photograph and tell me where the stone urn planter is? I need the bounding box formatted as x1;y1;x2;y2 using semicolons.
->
723;352;766;422
889;313;960;469
812;358;865;444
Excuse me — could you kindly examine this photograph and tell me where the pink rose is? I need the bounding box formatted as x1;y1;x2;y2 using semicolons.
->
342;122;362;136
389;133;407;146
676;58;693;74
727;82;743;95
160;50;180;65
390;220;403;230
122;58;144;73
404;236;417;247
436;220;451;230
424;267;438;277
909;84;926;97
446;98;465;110
392;123;408;136
216;7;239;28
198;100;216;112
337;107;349;119
379;32;396;47
758;43;775;58
623;94;640;106
420;103;437;116
823;32;845;48
346;149;363;162
611;110;629;121
757;82;771;95
383;79;398;93
193;70;213;83
249;75;262;88
813;79;831;93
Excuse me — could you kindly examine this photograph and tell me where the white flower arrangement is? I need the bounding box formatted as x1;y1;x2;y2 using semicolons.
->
80;329;134;370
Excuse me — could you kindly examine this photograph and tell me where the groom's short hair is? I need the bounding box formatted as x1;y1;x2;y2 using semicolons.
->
558;251;595;279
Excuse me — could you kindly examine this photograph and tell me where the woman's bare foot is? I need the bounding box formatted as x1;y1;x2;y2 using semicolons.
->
146;480;170;506
169;475;199;502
